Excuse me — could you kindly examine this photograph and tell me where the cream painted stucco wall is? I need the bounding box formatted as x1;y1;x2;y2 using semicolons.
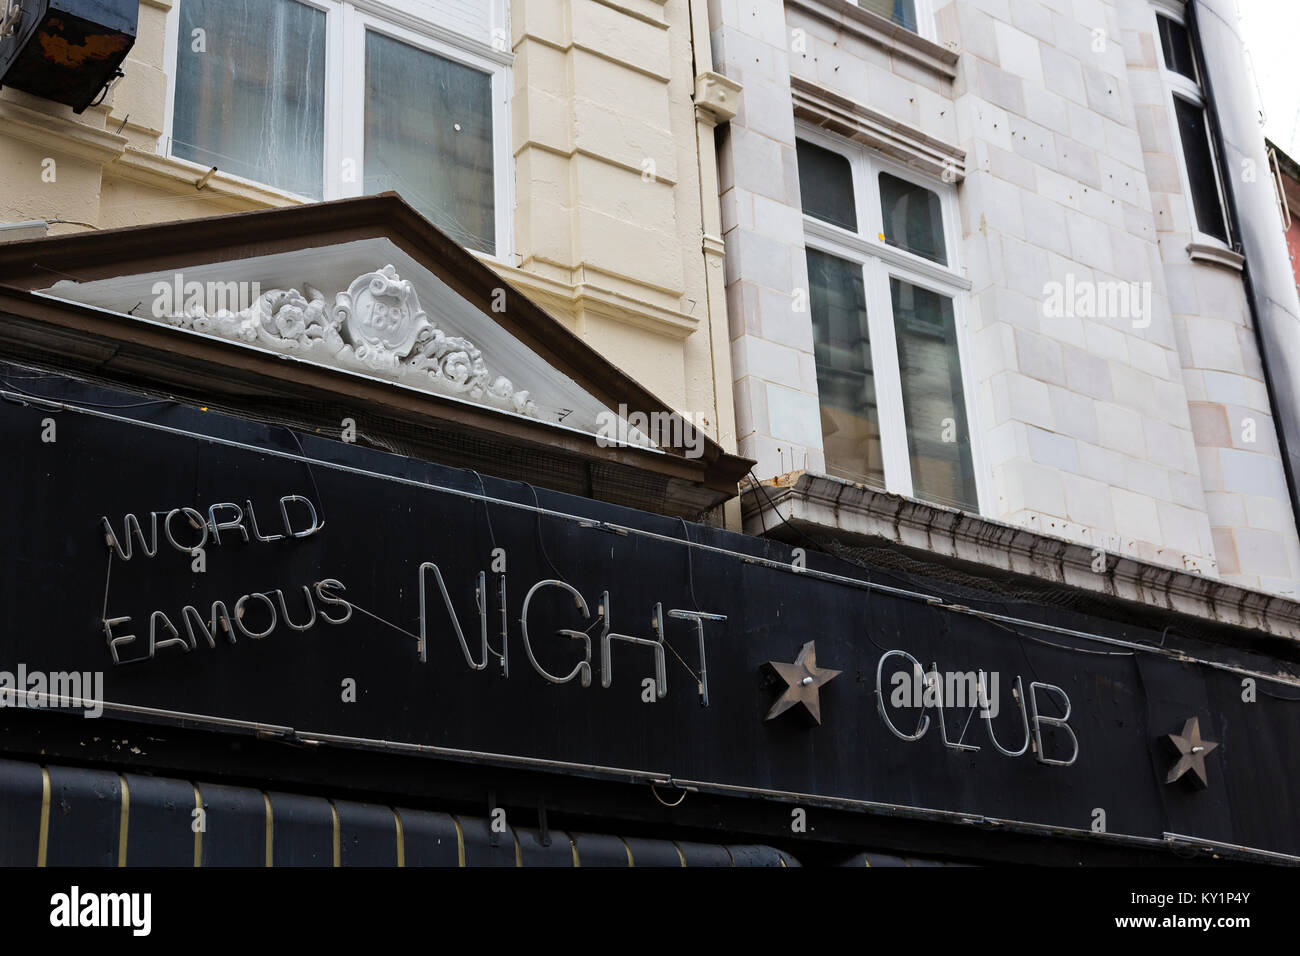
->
0;0;738;464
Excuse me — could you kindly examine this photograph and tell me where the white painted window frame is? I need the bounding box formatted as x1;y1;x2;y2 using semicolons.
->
160;0;513;262
845;0;936;41
914;0;935;42
1149;2;1233;250
796;122;988;516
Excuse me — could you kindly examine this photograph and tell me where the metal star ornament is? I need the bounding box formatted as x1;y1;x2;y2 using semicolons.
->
763;641;840;725
1164;717;1219;789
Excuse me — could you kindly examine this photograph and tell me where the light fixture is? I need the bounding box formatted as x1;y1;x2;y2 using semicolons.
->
0;0;138;114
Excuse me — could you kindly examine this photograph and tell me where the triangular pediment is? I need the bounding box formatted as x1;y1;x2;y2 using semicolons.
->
35;239;625;441
0;194;752;513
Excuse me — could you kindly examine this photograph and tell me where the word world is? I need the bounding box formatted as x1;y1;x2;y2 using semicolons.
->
95;497;727;705
99;495;346;665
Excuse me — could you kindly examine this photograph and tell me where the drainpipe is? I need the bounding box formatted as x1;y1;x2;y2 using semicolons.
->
1191;0;1300;546
686;0;745;526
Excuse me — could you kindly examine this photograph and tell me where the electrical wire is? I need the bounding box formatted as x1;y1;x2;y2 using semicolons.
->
316;582;420;645
526;482;566;583
469;470;499;552
678;517;701;612
15;385;1300;694
1;376;172;410
282;426;327;529
747;469;894;654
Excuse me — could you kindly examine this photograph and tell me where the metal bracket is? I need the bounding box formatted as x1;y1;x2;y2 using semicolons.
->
1269;147;1293;231
0;2;22;39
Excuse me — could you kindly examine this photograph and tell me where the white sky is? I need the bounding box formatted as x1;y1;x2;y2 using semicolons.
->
1237;0;1300;158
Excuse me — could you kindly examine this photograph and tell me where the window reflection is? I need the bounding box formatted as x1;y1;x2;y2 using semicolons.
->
890;279;977;512
879;172;947;265
174;0;327;198
807;249;885;489
364;31;496;254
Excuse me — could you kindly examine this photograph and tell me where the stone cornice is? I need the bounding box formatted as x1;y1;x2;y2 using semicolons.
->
744;472;1300;641
517;33;669;83
0;99;302;211
591;0;670;29
785;0;959;81
0;99;127;165
1186;240;1245;272
511;140;679;187
791;77;966;183
109;148;304;208
484;258;701;339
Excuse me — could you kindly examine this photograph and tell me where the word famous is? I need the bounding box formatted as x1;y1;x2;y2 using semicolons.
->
98;495;347;665
96;497;726;704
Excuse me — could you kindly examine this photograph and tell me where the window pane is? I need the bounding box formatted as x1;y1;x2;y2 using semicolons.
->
174;0;326;198
807;249;884;489
879;172;947;265
364;31;496;254
1173;97;1229;243
890;279;978;512
797;140;858;232
1157;15;1197;81
853;0;918;33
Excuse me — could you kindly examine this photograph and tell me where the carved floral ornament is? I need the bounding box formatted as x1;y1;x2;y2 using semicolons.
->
155;265;538;418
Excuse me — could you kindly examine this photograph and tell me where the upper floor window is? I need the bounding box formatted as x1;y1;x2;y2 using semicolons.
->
796;131;981;514
1154;8;1231;245
847;0;923;35
166;0;511;257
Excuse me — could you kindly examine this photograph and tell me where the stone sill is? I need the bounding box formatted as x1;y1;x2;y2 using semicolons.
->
785;0;960;81
110;149;308;209
742;471;1300;641
0;97;126;164
1187;241;1245;272
0;94;305;211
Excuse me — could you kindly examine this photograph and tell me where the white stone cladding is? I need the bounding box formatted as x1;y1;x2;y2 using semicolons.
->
1116;0;1300;596
710;0;828;479
710;0;1300;596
